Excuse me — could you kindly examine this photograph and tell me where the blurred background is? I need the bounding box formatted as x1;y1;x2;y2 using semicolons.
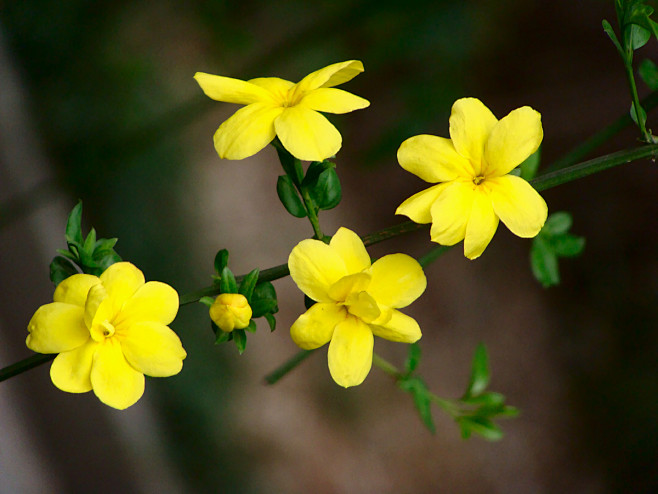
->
1;0;657;492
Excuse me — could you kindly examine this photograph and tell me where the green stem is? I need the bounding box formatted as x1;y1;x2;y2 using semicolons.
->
371;353;401;378
417;245;452;268
624;59;653;143
0;353;54;382
264;349;315;384
299;186;324;240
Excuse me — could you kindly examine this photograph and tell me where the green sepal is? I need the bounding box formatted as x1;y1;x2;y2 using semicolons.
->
238;269;259;301
199;296;215;308
464;343;490;399
404;343;422;375
214;249;229;277
245;320;257;333
65;200;84;246
276;175;307;218
264;313;277;331
519;147;541;181
214;325;232;344
219;266;238;294
302;161;342;210
398;376;436;434
233;329;247;354
50;256;79;287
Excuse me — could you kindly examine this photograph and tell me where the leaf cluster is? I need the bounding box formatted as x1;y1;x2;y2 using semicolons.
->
200;248;278;354
50;201;122;285
396;343;518;440
530;212;585;288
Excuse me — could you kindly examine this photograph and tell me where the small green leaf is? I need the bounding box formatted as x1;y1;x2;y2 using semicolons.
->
65;201;84;246
551;234;586;257
519;147;541;181
50;256;79;286
457;416;503;441
233;329;247;354
199;296;215;308
629;23;651;50
603;19;624;54
214;327;232;344
530;235;560;287
239;269;260;301
264;313;276;331
639;58;658;90
219;266;238;294
245;320;257;333
83;227;97;254
630;101;648;125
253;280;277;302
399;377;436;434
305;163;342;210
276;175;307;218
250;298;278;318
460;391;505;408
404;343;422;374
465;343;490;398
544;212;572;236
275;143;304;185
214;249;229;277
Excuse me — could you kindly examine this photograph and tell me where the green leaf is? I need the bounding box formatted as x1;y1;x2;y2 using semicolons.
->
639;58;658;90
83;227;97;254
253;280;277;302
250;298;278;318
214;327;232;344
398;377;436;434
531;235;560;287
457;416;503;441
404;343;422;374
276;175;307;218
551;234;586;257
49;256;79;286
65;201;84;246
219;266;238;294
199;296;215;308
519;147;541;181
239;269;260;301
465;343;490;398
214;249;229;277
629;23;651;50
245;320;257;333
264;313;277;331
233;329;247;354
460;391;505;408
544;212;572;236
275;143;304;185
603;19;624;55
303;162;342;210
630;101;648;125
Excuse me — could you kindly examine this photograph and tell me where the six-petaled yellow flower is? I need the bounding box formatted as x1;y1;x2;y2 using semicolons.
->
26;262;186;410
396;97;548;259
194;60;370;162
210;293;252;332
288;227;426;387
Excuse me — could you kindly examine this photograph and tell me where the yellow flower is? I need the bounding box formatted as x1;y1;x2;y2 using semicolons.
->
26;262;186;410
396;97;548;259
288;227;426;387
209;293;252;332
194;60;370;162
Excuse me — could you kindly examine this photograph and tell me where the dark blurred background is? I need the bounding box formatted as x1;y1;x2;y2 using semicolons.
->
1;0;657;492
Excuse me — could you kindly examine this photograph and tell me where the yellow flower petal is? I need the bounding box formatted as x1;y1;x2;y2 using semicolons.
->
294;60;364;94
50;339;97;393
327;317;373;387
429;181;474;245
115;281;179;328
99;262;145;317
291;303;346;349
194;72;273;105
370;309;422;343
84;283;113;340
26;303;88;354
120;321;186;377
289;239;348;302
329;227;371;274
248;76;295;96
300;88;370;114
397;134;473;183
484;106;543;176
396;183;448;224
90;339;145;410
328;272;371;303
367;254;426;308
489;175;548;237
214;102;283;160
53;274;100;307
449;98;497;174
463;189;500;259
274;106;341;161
345;291;380;323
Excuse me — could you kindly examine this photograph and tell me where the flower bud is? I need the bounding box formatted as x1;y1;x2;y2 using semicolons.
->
209;293;252;332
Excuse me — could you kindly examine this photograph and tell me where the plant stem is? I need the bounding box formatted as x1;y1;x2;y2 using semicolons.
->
624;59;653;143
299;186;324;240
371;353;401;378
264;349;315;384
0;353;54;382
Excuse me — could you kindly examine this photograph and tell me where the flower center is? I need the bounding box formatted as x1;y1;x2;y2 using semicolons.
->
473;175;486;185
100;320;116;338
282;88;304;108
